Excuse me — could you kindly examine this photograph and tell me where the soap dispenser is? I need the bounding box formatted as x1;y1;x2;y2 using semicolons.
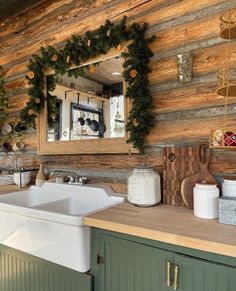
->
35;164;46;187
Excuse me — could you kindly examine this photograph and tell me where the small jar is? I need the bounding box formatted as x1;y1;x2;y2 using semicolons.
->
127;165;161;207
193;183;219;219
222;178;236;197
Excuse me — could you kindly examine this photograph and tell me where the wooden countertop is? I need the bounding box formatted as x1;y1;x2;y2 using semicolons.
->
0;184;23;195
85;202;236;258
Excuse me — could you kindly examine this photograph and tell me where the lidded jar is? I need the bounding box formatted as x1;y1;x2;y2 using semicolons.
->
193;183;219;219
127;165;161;207
222;178;236;197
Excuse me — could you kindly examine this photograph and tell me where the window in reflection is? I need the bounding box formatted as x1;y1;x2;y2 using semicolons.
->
47;56;125;142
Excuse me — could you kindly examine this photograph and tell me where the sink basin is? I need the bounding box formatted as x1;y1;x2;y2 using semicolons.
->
0;182;124;272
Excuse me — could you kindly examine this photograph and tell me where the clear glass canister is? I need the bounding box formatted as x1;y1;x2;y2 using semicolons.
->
127;165;161;207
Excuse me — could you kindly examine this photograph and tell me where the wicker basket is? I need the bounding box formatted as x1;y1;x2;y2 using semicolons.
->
216;68;236;97
209;128;236;149
220;8;236;40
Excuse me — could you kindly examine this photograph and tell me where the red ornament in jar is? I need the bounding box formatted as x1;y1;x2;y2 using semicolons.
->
224;131;236;146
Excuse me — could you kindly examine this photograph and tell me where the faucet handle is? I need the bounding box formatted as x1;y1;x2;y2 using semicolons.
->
78;177;87;185
68;176;76;184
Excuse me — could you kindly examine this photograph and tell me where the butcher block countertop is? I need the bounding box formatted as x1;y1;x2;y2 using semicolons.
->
0;184;23;194
85;202;236;258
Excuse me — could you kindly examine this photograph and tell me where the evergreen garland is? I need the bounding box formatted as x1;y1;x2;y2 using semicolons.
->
20;16;155;153
0;68;8;124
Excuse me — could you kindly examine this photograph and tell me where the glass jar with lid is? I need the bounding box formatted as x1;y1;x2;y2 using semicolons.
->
127;165;161;207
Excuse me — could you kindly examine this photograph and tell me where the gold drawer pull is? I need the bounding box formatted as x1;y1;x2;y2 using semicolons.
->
173;265;179;290
166;261;171;287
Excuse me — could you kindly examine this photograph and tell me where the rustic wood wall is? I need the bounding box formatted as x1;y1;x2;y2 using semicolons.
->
0;0;236;193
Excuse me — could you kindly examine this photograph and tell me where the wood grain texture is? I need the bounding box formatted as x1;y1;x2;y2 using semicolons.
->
84;202;236;258
1;0;236;203
163;146;199;206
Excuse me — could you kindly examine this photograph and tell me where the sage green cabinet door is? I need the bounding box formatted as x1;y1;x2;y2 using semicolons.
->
99;234;172;291
0;244;92;291
174;254;236;291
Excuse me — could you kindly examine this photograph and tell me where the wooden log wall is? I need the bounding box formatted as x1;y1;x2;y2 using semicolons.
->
1;0;236;194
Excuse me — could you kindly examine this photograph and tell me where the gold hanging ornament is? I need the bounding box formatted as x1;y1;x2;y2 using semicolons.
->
51;54;58;62
216;7;236;97
27;71;35;79
220;8;236;39
209;6;236;148
130;69;137;78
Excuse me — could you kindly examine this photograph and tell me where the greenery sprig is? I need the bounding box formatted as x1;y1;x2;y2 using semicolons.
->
0;68;8;124
20;16;155;153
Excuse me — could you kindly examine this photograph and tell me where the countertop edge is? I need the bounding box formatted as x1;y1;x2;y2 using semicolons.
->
84;216;236;258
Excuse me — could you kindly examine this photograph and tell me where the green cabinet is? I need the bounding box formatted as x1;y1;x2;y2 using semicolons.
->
98;235;171;291
91;228;236;291
0;244;92;291
174;254;236;291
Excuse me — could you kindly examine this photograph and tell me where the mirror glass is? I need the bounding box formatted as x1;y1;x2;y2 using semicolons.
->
46;56;125;142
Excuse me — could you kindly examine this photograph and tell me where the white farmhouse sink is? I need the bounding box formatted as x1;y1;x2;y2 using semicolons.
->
0;182;124;272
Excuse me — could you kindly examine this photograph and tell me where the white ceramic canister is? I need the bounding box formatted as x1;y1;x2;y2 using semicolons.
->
193;183;219;219
222;178;236;197
127;165;161;207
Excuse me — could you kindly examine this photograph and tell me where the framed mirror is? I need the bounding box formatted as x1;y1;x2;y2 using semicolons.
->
38;50;137;154
21;17;155;154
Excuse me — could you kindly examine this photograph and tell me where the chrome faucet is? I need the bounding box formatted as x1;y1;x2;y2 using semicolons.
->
50;169;87;185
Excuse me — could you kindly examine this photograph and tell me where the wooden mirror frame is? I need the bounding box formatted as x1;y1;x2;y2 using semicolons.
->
37;47;138;155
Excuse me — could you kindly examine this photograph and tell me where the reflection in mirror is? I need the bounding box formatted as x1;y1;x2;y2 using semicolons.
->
47;56;125;142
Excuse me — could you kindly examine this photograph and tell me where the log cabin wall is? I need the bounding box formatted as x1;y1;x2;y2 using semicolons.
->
0;0;236;194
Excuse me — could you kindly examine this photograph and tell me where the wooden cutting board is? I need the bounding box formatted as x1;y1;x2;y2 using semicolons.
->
163;146;199;206
181;143;218;209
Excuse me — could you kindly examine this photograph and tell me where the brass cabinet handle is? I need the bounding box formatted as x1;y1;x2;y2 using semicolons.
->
173;265;179;290
166;261;171;287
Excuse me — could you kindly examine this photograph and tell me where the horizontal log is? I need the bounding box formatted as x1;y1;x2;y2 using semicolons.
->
152;82;236;114
0;0;229;68
149;41;236;85
146;114;236;145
